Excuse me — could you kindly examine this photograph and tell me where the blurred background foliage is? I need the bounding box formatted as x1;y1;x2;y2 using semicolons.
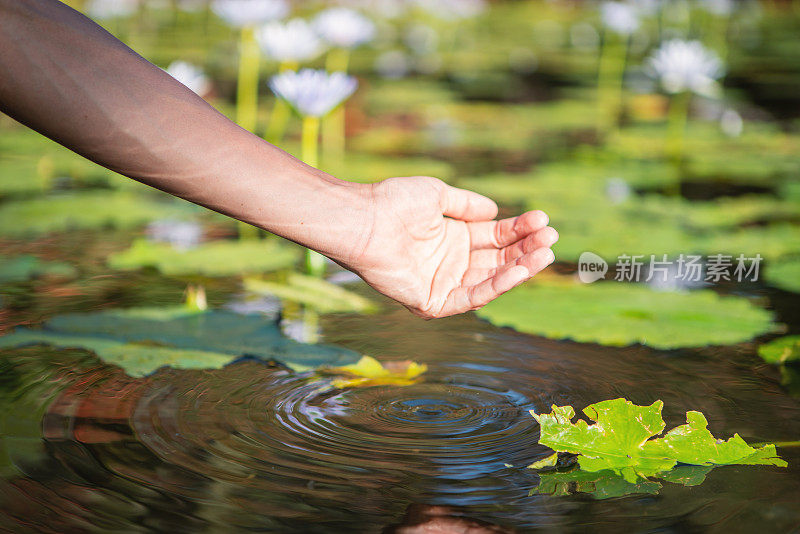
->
1;0;799;365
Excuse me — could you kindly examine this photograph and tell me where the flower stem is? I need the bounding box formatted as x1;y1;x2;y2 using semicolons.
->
264;61;298;144
597;32;629;138
666;90;690;168
302;115;326;277
323;49;351;168
236;26;260;132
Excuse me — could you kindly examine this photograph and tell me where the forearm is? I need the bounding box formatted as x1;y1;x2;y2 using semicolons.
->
0;0;369;260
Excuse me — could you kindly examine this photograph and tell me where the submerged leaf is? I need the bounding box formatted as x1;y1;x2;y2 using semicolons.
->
477;279;774;349
108;238;299;277
527;453;559;470
530;398;786;482
533;468;663;499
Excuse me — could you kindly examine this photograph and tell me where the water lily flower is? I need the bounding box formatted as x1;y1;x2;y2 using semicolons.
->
86;0;139;20
313;8;376;50
269;69;357;276
647;39;724;96
255;19;324;64
269;69;358;119
211;0;289;27
165;61;212;97
601;1;640;35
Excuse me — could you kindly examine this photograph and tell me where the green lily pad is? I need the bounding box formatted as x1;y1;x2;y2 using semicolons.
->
0;255;77;283
0;192;191;238
765;257;800;293
758;335;800;365
531;398;786;483
244;272;377;314
476;279;774;349
108;238;300;277
0;307;361;376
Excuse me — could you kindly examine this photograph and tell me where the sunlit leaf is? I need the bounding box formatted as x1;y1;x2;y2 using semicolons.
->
530;398;786;483
244;272;377;314
476;278;774;349
758;335;800;365
321;355;427;388
765;258;800;293
109;238;299;277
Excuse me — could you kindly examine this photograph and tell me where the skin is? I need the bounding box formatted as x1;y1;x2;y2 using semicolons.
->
0;0;558;319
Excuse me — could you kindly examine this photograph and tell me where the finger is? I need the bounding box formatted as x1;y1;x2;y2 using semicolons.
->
467;226;558;270
468;210;549;250
443;248;555;316
501;226;559;263
464;245;556;285
440;184;498;222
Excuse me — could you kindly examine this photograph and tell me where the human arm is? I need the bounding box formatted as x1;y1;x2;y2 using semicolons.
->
0;0;557;318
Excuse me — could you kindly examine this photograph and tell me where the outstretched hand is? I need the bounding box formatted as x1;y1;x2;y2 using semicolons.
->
342;177;558;319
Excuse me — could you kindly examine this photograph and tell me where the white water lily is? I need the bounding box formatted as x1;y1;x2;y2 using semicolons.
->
269;69;358;117
601;1;640;35
87;0;139;19
313;8;376;49
647;39;724;95
256;19;324;63
166;61;212;96
211;0;289;27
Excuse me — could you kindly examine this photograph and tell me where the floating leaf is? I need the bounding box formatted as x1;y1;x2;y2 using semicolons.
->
0;192;191;238
527;453;559;470
244;272;377;314
765;258;800;293
0;307;361;376
0;255;76;283
109;238;299;277
758;335;800;365
530;398;786;483
477;279;774;349
321;355;427;388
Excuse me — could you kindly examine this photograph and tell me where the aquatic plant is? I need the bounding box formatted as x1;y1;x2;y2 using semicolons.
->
313;8;375;165
597;1;640;134
765;258;800;293
759;336;800;365
321;355;428;388
269;69;358;276
212;0;289;132
529;398;786;484
476;278;774;349
86;0;138;20
647;39;724;165
257;19;325;143
244;272;377;314
0;192;191;238
0;307;362;376
108;238;299;277
165;60;211;97
0;255;77;284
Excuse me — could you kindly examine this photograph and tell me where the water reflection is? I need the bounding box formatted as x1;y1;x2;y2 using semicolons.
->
1;307;799;532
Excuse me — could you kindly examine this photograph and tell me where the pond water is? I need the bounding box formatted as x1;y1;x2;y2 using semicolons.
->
1;274;799;533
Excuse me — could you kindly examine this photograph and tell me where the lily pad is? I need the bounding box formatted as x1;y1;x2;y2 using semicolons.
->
0;192;191;238
476;279;774;349
765;257;800;293
108;238;300;277
0;307;361;376
244;272;377;314
0;255;77;283
531;398;786;483
758;336;800;365
321;355;428;388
